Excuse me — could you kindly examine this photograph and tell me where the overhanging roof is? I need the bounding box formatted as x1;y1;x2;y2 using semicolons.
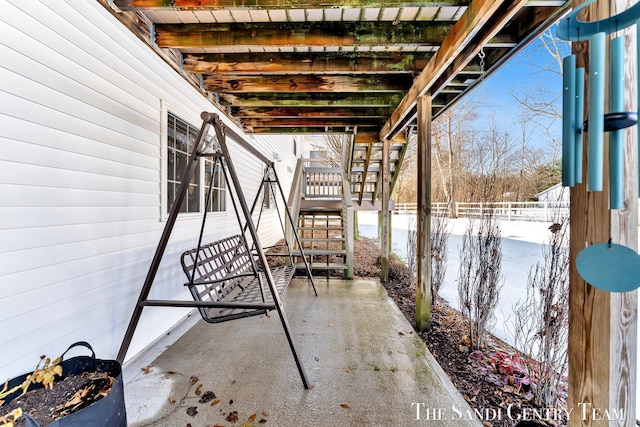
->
103;0;569;143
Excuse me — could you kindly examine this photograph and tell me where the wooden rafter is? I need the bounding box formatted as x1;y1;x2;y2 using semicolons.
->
114;0;470;11
231;107;393;118
155;21;455;49
183;52;433;75
241;117;386;130
379;0;527;140
218;93;405;108
204;74;412;93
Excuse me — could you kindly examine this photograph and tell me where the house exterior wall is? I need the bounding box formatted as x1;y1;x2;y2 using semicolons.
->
0;0;297;379
535;183;569;204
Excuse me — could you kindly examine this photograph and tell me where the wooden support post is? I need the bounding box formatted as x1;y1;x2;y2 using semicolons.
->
416;95;432;331
568;1;637;424
381;139;391;282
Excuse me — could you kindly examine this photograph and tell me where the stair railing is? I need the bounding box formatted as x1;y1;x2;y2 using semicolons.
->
285;158;305;250
303;158;343;199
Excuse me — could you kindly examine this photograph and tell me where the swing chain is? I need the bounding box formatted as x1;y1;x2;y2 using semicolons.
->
479;48;486;80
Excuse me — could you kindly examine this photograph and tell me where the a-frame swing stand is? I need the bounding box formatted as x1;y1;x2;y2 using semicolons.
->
117;112;317;388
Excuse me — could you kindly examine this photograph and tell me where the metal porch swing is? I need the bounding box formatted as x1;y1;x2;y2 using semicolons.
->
117;112;317;388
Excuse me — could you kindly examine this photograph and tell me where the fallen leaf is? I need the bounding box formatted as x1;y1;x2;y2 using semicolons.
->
262;411;269;417
259;420;267;424
199;390;216;403
229;399;234;405
195;384;203;395
340;404;351;409
168;395;176;404
210;399;221;407
141;365;153;374
226;411;239;422
189;375;199;385
343;367;351;374
248;413;257;423
186;406;198;417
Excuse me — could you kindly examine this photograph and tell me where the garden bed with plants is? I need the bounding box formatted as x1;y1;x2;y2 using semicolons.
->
354;235;568;427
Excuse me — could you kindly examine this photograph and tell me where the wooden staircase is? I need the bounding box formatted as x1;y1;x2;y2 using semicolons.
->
295;206;349;277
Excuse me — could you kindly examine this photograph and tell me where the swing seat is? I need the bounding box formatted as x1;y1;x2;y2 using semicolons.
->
181;234;295;323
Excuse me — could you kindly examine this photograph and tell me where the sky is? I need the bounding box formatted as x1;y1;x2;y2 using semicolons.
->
456;28;571;156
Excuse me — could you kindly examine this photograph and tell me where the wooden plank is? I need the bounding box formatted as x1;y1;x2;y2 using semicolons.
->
205;74;412;93
416;95;431;331
248;127;359;134
115;0;470;10
183;52;433;74
380;139;390;282
354;132;381;144
358;144;373;204
240;117;385;130
230;106;393;118
218;92;405;108
379;0;526;140
568;0;637;425
155;21;455;49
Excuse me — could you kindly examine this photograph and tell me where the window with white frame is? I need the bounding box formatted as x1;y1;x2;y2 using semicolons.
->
167;112;226;214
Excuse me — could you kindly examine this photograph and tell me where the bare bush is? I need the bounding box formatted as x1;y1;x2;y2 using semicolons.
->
406;214;417;283
458;213;503;350
513;201;569;408
430;213;449;302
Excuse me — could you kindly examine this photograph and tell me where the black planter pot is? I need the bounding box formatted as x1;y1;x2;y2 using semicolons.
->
2;342;127;427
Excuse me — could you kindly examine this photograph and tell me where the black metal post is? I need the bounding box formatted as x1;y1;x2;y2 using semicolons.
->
117;120;212;363
206;113;311;389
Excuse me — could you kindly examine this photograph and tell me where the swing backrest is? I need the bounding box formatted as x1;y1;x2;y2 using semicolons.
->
180;234;255;302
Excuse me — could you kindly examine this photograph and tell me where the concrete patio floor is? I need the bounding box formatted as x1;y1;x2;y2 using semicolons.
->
124;279;481;426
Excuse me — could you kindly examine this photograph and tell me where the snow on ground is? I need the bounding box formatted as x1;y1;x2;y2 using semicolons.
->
357;212;552;345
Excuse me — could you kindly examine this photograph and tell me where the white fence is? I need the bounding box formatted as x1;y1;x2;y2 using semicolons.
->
393;201;570;222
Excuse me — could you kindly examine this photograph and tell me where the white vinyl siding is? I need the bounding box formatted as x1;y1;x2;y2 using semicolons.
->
0;0;298;379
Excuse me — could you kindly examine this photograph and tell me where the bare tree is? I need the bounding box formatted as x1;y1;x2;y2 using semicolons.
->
431;102;478;217
430;213;449;303
511;27;569;150
514;192;569;408
457;212;503;350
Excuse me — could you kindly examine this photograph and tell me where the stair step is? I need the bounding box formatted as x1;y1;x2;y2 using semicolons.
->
303;249;346;256
294;263;349;270
267;249;346;257
297;226;344;231
300;237;344;243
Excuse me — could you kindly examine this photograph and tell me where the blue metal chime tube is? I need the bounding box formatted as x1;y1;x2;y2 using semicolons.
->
638;20;640;197
562;54;576;187
610;36;625;209
575;67;585;184
588;32;606;191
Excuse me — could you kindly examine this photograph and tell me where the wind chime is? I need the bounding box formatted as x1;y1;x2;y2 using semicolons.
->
557;0;640;292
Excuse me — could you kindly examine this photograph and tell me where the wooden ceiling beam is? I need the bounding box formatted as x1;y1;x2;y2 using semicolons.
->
249;127;357;134
354;132;381;144
205;74;412;93
380;0;528;140
183;52;433;74
240;117;386;128
155;21;454;49
114;0;470;11
231;107;393;118
218;92;406;108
